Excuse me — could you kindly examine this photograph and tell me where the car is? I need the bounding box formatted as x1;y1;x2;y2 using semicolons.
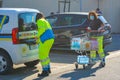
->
0;8;39;74
46;12;112;50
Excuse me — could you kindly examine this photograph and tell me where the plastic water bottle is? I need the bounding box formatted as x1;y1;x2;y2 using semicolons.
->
77;55;80;63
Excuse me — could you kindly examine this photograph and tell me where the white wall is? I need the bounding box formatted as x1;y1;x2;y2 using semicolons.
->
2;0;80;16
2;0;120;33
81;0;120;33
2;0;58;16
100;0;120;33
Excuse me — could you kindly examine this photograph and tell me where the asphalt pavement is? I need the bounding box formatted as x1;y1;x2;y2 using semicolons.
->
105;34;120;52
0;34;120;80
43;50;120;80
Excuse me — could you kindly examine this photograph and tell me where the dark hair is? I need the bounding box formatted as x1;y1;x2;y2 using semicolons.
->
50;12;54;15
96;8;100;11
36;12;44;22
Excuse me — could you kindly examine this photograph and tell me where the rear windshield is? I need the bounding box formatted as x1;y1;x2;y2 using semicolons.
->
18;12;37;31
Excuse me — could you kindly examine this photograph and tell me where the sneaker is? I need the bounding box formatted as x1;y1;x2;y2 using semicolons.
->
48;69;51;73
100;58;106;67
90;58;96;64
101;58;105;63
38;71;49;77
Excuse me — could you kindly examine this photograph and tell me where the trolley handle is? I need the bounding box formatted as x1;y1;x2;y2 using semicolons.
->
87;27;105;33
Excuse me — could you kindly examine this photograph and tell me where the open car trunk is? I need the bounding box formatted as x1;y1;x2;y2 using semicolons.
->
17;12;38;45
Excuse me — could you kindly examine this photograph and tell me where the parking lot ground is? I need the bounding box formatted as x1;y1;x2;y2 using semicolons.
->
0;34;120;80
0;50;120;80
0;51;76;80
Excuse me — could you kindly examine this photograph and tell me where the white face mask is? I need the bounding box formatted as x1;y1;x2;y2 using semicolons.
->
90;16;94;20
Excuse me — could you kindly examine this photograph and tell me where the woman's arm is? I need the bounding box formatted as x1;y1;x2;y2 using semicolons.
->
97;19;105;32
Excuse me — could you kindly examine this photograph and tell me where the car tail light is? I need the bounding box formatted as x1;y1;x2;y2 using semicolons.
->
12;28;19;44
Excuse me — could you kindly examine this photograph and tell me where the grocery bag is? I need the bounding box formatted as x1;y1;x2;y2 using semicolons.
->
71;38;81;50
90;39;98;50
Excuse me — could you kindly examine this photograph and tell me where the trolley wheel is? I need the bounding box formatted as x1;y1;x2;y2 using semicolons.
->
75;62;78;69
83;64;86;69
101;62;106;67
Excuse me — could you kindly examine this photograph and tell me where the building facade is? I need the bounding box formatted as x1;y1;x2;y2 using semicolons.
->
2;0;80;16
81;0;120;33
0;0;2;7
2;0;120;33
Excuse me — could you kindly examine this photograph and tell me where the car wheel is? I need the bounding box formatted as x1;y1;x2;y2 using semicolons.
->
0;51;13;75
24;60;39;67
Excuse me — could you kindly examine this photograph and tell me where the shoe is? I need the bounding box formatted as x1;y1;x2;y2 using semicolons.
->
38;71;49;77
101;57;105;63
48;69;51;73
90;58;96;64
100;58;106;67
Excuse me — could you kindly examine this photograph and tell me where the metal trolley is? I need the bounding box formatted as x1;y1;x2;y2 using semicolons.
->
71;32;105;69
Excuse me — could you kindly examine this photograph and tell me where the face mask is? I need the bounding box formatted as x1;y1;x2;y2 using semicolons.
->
90;16;94;20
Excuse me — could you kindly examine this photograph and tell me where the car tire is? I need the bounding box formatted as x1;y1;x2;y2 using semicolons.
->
24;60;39;67
0;51;13;75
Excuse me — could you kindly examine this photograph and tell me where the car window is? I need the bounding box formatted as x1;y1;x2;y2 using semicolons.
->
18;12;37;31
0;15;9;31
46;14;87;27
19;12;36;24
54;15;72;26
70;15;87;25
46;16;58;27
0;15;9;25
46;15;67;27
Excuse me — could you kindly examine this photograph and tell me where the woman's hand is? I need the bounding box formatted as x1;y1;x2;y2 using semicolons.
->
99;29;105;32
98;26;105;32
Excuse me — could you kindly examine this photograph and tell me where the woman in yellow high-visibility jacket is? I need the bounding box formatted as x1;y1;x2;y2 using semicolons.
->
88;11;105;65
36;13;54;77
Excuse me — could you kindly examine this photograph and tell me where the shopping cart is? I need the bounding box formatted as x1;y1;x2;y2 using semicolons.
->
71;30;105;69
